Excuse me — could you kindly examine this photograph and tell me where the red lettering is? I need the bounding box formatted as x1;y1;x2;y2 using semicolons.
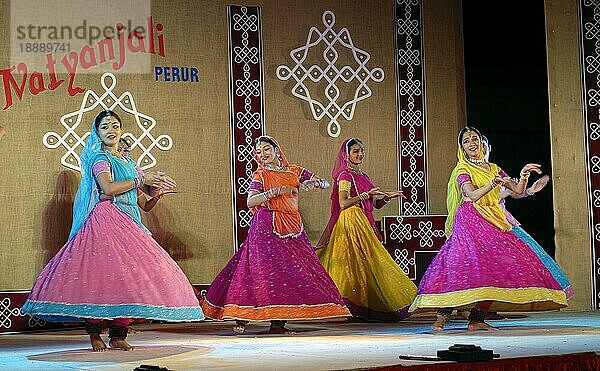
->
29;71;46;95
61;52;85;96
0;63;28;110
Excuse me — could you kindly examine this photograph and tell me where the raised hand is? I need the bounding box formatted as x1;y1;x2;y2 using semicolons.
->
300;179;318;190
520;163;542;176
528;175;550;194
144;171;177;189
367;187;384;197
493;175;510;186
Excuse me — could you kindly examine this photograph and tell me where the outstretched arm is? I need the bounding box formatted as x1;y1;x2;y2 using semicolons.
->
95;172;140;196
300;177;330;190
374;190;404;209
246;185;298;209
339;186;385;210
461;176;505;202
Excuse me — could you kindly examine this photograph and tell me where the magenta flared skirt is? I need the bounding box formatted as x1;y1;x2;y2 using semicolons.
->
409;202;567;313
201;207;350;321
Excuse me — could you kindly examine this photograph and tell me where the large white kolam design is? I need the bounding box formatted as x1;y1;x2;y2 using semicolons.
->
276;10;384;138
43;72;173;172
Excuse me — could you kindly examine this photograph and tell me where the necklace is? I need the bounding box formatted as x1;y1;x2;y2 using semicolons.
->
265;163;286;171
105;149;124;160
467;157;483;165
348;167;362;174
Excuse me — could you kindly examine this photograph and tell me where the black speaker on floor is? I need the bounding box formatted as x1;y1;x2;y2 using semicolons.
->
437;344;499;363
134;365;171;371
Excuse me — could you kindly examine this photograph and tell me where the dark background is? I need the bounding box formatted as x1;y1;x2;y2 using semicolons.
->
462;1;555;256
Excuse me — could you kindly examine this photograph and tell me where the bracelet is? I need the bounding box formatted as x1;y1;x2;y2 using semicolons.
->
132;177;140;189
525;188;533;196
382;196;390;203
520;170;530;180
359;192;369;201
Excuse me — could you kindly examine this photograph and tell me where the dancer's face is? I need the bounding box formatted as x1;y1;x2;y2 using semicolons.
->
256;141;278;167
97;116;122;148
347;143;365;165
461;130;481;160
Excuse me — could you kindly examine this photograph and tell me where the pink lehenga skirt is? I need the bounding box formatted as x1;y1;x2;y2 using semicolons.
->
22;201;204;322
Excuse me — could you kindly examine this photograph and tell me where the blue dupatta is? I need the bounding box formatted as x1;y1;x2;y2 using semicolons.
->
68;122;148;240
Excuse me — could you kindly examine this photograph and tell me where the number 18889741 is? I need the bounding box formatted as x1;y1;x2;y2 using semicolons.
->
19;43;71;53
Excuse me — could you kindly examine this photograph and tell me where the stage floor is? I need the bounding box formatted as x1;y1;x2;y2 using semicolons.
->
1;311;599;370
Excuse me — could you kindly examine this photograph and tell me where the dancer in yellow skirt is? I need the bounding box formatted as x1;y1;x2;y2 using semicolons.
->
317;138;417;321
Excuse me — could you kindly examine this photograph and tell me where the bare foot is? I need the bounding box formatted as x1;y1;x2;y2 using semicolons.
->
232;323;246;334
432;315;448;331
90;334;107;352
109;338;134;351
468;321;498;331
269;325;296;335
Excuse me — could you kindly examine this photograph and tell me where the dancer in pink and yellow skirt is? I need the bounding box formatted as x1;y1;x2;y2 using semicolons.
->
409;126;567;331
317;138;417;322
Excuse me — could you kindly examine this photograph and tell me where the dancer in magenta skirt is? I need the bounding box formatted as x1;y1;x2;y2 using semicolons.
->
22;110;203;351
409;126;567;331
201;136;350;334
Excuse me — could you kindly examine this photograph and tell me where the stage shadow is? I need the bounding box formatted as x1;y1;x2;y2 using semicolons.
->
143;203;193;261
41;171;77;264
27;345;209;363
150;322;324;337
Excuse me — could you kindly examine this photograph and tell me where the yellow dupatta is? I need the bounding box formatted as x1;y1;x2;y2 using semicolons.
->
444;143;512;237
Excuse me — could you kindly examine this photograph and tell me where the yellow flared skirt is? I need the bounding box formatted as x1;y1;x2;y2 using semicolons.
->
317;206;417;320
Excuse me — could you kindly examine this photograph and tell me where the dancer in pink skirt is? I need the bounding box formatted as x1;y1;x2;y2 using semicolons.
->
409;126;567;331
22;110;203;351
201;136;350;334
